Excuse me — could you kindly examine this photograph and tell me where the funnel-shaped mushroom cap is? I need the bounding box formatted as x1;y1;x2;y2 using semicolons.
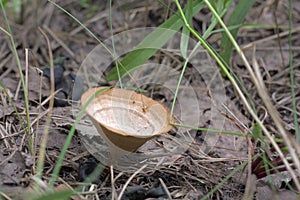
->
81;87;173;152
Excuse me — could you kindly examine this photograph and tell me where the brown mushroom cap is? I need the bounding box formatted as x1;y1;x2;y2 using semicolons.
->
81;87;173;152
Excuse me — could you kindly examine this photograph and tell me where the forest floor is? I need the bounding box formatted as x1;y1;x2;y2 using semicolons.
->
0;1;299;199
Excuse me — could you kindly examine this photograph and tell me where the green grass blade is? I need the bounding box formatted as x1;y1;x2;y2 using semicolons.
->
180;0;192;59
172;0;233;122
201;160;249;200
0;181;2;200
106;0;205;81
47;0;113;56
171;122;246;137
0;0;8;6
0;80;27;130
202;0;258;114
30;190;75;200
288;0;299;142
220;0;255;64
0;0;32;152
109;0;122;88
48;87;111;188
252;123;263;140
203;0;234;39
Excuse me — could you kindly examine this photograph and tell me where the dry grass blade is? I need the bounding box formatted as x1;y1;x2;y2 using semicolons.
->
35;28;55;181
110;165;116;200
0;191;12;200
252;46;300;189
242;27;300;50
1;0;299;199
117;164;148;200
201;0;300;191
42;25;76;60
242;174;257;200
159;178;172;199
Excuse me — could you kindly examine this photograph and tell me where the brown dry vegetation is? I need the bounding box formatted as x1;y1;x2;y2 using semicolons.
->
0;0;300;199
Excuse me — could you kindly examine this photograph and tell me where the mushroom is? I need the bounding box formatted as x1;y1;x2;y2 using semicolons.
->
81;87;173;161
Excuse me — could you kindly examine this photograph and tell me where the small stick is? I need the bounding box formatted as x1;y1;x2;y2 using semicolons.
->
159;178;172;200
110;165;117;200
117;164;147;200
